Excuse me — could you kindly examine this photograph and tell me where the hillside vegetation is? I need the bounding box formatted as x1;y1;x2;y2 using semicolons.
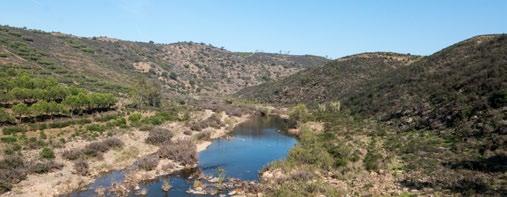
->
0;25;328;96
240;35;507;195
236;52;420;104
0;69;116;126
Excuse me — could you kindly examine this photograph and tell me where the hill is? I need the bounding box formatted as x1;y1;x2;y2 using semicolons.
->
236;52;420;104
0;25;328;96
237;34;507;194
343;34;507;155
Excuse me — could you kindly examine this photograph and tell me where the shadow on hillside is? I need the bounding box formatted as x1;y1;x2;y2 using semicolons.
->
444;155;507;173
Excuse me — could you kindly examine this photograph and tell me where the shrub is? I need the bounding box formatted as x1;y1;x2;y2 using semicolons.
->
82;137;123;157
195;130;212;140
86;124;105;133
40;147;55;159
488;90;506;108
142;112;172;125
0;135;17;143
145;127;173;145
0;108;15;123
190;114;224;131
110;117;127;128
73;160;89;176
2;126;27;135
128;112;142;123
136;155;160;171
62;149;83;160
289;104;311;123
364;140;383;171
0;155;27;193
102;137;124;149
24;137;46;149
157;140;196;165
29;160;63;174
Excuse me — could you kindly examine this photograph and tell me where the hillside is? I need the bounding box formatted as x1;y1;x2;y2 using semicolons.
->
344;34;507;156
0;25;328;96
237;34;507;195
236;52;420;104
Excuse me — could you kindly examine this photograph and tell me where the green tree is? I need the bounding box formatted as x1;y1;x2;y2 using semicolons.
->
31;101;49;116
12;103;30;118
131;79;161;108
9;87;32;100
46;85;69;101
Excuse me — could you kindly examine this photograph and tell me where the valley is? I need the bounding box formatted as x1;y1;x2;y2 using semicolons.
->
0;24;505;197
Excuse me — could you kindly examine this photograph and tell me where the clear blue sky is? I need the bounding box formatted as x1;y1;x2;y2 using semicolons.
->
0;0;506;58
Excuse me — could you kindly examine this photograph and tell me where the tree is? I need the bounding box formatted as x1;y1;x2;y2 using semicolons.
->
12;103;30;118
31;101;49;116
131;79;161;108
46;85;69;102
9;87;32;100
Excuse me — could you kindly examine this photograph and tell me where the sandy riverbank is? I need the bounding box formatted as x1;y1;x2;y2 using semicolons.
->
1;110;251;197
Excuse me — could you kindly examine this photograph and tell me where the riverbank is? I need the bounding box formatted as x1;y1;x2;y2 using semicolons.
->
1;109;250;197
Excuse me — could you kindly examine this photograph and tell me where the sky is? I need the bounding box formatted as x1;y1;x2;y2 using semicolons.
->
0;0;506;58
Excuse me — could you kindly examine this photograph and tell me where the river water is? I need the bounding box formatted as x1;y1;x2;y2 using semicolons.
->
70;116;297;196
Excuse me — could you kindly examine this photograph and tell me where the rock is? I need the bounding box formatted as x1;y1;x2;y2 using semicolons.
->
136;188;147;196
95;187;105;197
209;177;220;183
161;180;172;192
187;188;207;195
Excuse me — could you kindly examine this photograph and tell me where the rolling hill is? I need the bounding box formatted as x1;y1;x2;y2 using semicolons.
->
0;25;328;96
236;52;420;104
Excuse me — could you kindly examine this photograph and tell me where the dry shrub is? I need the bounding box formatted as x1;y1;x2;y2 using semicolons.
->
0;156;27;194
28;160;63;174
190;113;225;131
73;160;89;176
62;149;83;160
136;155;160;171
157;139;196;165
83;137;124;157
145;127;173;145
195;130;212;140
102;137;124;148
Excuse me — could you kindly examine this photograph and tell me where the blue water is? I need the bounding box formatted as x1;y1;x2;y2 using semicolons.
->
199;117;297;180
69;116;296;196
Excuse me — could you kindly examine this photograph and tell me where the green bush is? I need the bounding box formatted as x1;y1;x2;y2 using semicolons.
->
112;117;127;128
0;135;17;143
2;126;27;135
0;108;15;123
128;112;142;123
40;147;55;159
364;149;382;171
289;104;311;123
86;124;105;133
142;112;172;125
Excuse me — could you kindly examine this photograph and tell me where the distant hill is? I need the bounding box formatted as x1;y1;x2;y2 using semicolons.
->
236;52;420;104
0;25;328;96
